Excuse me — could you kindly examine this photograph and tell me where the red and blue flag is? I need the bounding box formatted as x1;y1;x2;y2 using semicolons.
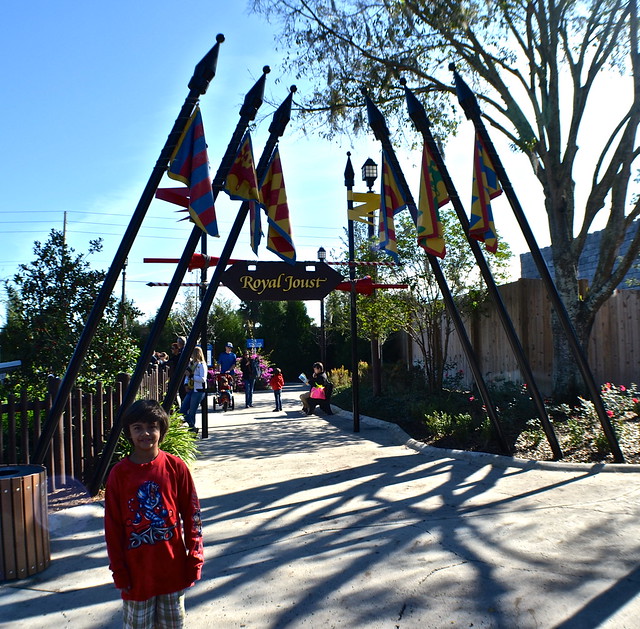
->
167;106;218;237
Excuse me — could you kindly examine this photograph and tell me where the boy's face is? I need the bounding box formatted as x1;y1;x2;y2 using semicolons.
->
128;420;161;459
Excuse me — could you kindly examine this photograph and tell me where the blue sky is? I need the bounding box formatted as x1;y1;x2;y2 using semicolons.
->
0;1;386;329
2;1;630;336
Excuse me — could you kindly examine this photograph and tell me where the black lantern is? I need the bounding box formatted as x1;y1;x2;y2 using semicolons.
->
361;158;378;192
317;246;327;262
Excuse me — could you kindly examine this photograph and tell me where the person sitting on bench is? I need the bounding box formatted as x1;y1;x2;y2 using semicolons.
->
301;362;333;415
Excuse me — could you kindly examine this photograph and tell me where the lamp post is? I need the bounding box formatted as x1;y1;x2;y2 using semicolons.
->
317;246;327;366
361;158;382;396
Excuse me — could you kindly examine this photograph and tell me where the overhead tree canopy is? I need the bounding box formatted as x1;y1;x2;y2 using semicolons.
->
253;0;640;398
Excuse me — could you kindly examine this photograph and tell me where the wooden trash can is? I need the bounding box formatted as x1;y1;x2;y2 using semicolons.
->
0;464;50;580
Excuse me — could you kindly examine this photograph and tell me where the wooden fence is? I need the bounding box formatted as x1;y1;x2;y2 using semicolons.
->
0;367;169;490
427;278;640;393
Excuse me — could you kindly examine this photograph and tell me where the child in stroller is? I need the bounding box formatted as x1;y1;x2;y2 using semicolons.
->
213;372;235;412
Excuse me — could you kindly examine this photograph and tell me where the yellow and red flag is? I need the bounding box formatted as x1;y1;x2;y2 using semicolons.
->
470;133;502;253
260;147;296;263
224;132;261;204
417;143;449;258
378;151;407;262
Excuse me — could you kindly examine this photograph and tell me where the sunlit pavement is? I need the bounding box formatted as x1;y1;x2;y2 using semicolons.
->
2;383;640;628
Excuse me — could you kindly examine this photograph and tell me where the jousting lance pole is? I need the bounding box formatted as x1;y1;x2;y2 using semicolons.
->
161;85;298;413
362;89;510;454
34;35;226;465
450;65;623;463
86;66;272;495
402;79;562;460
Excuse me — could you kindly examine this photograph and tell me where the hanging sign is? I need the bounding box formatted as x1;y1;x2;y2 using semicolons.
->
222;261;344;301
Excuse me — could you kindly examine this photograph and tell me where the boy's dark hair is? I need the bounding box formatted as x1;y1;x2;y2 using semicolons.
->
121;399;170;442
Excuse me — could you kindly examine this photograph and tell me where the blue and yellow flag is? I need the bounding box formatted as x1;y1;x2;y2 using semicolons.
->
417;143;449;258
224;132;262;204
260;147;296;264
167;106;218;237
377;151;407;262
470;133;502;253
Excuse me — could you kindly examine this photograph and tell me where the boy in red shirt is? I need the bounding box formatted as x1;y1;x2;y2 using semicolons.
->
269;367;285;412
104;400;203;628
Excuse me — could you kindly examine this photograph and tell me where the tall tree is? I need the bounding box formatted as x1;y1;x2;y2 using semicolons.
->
240;299;316;378
252;0;640;398
170;294;245;355
1;230;141;394
392;210;513;391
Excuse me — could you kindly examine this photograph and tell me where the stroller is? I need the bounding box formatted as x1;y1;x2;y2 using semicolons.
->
212;372;235;412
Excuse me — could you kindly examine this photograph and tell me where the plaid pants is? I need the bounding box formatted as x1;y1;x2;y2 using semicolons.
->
122;590;186;629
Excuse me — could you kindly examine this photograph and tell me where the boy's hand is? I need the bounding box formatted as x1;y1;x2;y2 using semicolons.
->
185;565;201;584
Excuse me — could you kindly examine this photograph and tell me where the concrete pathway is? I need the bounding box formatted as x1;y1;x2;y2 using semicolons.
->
2;383;639;628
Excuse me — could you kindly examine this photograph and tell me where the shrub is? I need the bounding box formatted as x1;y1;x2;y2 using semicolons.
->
422;408;492;445
328;365;351;390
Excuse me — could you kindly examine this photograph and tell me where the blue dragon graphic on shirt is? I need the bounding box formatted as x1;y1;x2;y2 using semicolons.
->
127;480;176;548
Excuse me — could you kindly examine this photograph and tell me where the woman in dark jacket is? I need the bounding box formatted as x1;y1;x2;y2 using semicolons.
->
300;362;332;415
239;352;261;408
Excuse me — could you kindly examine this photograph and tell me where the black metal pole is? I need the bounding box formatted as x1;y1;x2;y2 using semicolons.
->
344;153;360;433
317;247;327;366
162;86;298;412
33;35;225;465
403;80;562;459
363;91;510;454
84;68;273;496
450;66;623;463
320;298;327;367
199;231;209;438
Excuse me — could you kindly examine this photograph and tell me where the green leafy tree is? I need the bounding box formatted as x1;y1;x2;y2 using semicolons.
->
252;0;640;399
240;299;316;379
351;221;406;394
169;294;246;357
391;210;512;391
1;230;141;395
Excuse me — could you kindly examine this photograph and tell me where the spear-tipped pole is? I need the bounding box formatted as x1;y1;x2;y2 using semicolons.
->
162;86;298;413
362;89;510;454
402;80;562;459
450;65;624;463
344;152;360;432
85;67;272;495
33;36;225;465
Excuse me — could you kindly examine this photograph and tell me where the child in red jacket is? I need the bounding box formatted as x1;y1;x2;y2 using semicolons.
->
104;399;203;628
269;367;285;412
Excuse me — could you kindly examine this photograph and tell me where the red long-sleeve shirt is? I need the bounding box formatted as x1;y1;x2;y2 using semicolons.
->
269;373;284;390
104;450;204;601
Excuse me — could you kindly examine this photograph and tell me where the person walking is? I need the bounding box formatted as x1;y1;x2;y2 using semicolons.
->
217;342;237;375
240;351;261;408
269;367;285;411
180;346;207;432
104;399;204;629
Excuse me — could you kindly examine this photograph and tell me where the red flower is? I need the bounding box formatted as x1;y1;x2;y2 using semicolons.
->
606;410;614;418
